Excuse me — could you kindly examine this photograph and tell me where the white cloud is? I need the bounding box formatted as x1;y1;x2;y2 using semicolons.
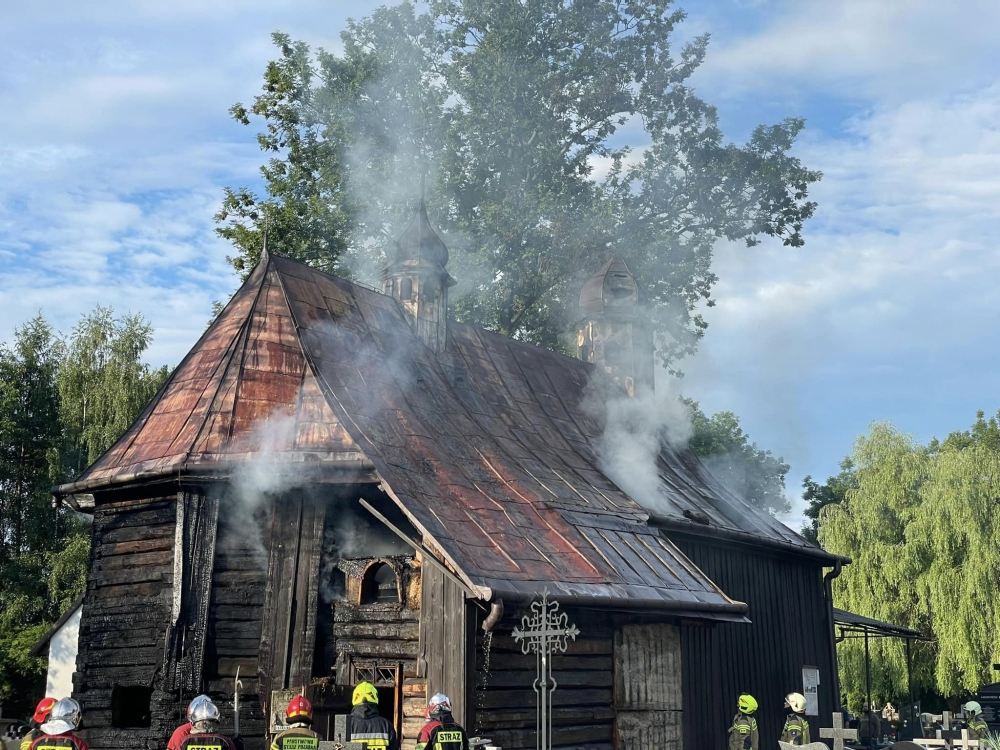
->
683;80;1000;530
699;0;1000;100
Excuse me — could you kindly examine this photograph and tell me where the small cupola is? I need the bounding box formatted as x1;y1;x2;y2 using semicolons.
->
381;194;456;353
576;256;653;397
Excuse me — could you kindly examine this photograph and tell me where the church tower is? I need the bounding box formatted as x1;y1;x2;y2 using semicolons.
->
576;256;653;396
381;197;456;353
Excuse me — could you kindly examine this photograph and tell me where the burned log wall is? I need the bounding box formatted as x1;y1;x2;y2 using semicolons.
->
73;497;177;750
472;607;615;750
671;536;837;750
204;509;269;748
329;556;423;750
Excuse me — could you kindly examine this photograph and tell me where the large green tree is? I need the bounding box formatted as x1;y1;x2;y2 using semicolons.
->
685;399;790;514
0;317;88;713
819;413;1000;709
218;0;821;368
58;306;170;471
0;308;171;713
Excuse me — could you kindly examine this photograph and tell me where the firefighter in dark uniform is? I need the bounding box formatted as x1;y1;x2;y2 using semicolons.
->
271;697;318;750
29;699;88;750
779;692;810;746
728;694;759;750
181;697;237;750
347;682;399;750
965;701;989;740
415;694;469;750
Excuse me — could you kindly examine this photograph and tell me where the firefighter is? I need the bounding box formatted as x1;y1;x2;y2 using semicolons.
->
20;698;57;750
168;696;214;750
181;697;237;750
29;698;88;750
965;701;989;740
728;694;759;750
347;682;398;750
270;696;318;750
415;694;469;750
779;692;810;746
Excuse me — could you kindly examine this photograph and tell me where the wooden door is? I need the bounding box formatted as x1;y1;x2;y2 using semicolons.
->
614;623;684;750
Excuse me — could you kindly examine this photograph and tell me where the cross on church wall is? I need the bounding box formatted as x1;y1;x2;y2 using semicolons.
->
820;712;859;750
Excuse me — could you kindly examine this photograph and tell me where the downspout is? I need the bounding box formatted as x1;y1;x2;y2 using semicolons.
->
482;600;504;632
825;560;844;711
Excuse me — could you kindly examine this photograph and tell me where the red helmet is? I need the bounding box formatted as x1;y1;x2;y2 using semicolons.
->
33;697;57;725
286;696;313;723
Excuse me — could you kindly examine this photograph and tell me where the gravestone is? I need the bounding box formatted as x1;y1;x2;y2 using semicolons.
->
951;729;981;749
889;743;930;750
779;743;828;750
820;712;859;750
939;711;962;747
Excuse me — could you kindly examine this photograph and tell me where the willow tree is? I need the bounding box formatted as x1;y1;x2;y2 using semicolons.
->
909;414;1000;695
820;413;1000;707
819;423;935;710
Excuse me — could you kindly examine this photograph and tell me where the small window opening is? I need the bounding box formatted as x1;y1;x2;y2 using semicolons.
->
399;278;413;301
361;562;399;604
111;685;153;728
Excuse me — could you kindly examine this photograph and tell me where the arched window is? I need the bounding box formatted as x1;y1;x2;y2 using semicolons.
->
361;562;400;604
399;277;413;301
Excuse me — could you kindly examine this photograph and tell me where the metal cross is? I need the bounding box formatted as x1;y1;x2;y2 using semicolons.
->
820;712;859;750
512;592;580;750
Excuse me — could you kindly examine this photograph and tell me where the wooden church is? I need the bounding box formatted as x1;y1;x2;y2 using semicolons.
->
54;200;847;750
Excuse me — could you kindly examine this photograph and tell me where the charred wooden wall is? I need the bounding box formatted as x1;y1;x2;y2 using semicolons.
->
203;510;269;747
472;607;615;750
328;556;424;750
670;535;837;750
73;497;177;750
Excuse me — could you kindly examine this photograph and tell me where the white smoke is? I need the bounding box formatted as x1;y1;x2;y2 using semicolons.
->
585;376;693;514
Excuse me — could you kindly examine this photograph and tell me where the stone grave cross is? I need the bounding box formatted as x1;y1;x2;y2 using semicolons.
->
820;712;859;750
951;728;981;749
934;711;964;748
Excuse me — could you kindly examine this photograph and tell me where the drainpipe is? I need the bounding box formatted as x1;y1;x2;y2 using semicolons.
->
482;599;504;633
825;560;844;711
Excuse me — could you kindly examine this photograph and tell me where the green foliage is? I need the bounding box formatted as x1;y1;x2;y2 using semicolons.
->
58;306;170;472
819;414;1000;708
801;459;856;543
685;399;790;514
0;308;169;715
221;1;821;369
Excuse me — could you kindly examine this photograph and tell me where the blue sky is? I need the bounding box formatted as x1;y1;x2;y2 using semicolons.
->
2;0;998;529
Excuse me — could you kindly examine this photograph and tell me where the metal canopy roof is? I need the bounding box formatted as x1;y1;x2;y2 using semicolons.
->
834;608;932;641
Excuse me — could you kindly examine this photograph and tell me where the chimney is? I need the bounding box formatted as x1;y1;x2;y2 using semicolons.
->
381;195;456;353
576;256;653;396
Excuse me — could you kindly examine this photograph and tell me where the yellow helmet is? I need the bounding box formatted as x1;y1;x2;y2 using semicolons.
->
738;694;758;714
353;681;379;706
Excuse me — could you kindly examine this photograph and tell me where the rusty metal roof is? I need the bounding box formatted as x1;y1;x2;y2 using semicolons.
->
55;251;830;610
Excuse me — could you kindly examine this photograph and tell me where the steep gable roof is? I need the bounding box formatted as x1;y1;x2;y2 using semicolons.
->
56;253;833;612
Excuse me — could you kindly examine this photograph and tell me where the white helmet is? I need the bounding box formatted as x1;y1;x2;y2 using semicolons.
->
965;701;982;716
785;692;808;713
40;698;82;735
190;697;220;733
425;693;452;720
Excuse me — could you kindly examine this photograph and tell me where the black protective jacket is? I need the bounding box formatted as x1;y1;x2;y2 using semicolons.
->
347;704;399;750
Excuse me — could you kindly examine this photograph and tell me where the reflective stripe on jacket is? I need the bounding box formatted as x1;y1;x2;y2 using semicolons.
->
415;718;469;750
29;733;89;750
969;716;989;739
347;704;399;750
779;714;809;745
728;713;759;750
270;727;319;750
